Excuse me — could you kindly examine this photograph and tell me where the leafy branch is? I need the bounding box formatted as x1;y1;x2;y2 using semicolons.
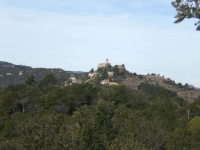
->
172;0;200;30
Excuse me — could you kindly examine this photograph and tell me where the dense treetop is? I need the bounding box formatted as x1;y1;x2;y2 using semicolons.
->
0;73;200;149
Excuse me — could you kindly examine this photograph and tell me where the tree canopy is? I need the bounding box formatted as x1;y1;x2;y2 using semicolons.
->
1;73;200;149
172;0;200;30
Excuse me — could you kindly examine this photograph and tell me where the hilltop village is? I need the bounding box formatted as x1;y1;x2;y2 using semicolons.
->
1;60;199;102
65;58;125;86
1;60;200;149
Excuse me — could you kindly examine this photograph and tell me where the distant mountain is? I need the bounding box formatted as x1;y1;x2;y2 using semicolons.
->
0;61;14;69
0;61;87;87
66;71;87;76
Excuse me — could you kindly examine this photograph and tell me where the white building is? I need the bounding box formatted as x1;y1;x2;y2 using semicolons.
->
101;79;109;85
108;71;114;77
88;72;99;78
109;82;118;86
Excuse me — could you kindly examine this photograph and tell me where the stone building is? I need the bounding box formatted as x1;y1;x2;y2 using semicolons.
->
109;82;118;86
100;80;118;86
98;58;111;68
72;79;82;84
70;76;82;84
88;72;99;78
101;79;109;85
107;71;114;77
70;77;76;81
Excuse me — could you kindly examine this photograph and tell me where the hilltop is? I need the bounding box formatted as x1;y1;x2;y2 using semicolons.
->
0;59;199;102
1;60;200;149
121;74;200;103
82;59;200;103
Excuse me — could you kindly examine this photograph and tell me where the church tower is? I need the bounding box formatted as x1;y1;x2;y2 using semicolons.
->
106;58;109;64
98;58;110;68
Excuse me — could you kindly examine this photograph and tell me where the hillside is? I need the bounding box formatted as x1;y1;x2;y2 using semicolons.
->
0;61;86;87
0;60;200;149
0;75;200;149
0;60;199;102
120;74;200;103
82;59;200;103
0;61;14;69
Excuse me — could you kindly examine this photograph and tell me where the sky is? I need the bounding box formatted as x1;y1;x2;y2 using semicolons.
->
0;0;199;87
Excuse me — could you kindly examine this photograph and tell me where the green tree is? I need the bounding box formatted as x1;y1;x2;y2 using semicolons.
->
15;114;64;149
70;100;117;149
25;75;35;85
177;82;183;88
138;75;143;80
38;73;57;87
89;68;94;73
172;0;200;30
101;68;108;80
185;83;189;89
112;65;119;75
133;72;137;76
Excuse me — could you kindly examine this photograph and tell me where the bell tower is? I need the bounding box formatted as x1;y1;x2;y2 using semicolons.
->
106;58;108;64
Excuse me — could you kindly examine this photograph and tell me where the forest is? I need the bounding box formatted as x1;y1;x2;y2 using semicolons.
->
0;73;200;150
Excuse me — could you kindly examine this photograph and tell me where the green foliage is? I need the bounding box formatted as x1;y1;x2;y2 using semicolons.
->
0;139;23;150
112;65;119;75
112;65;126;76
25;75;35;85
138;74;143;79
89;68;94;73
172;0;200;30
138;82;177;97
5;84;26;92
97;67;103;73
177;82;183;88
188;116;200;131
38;73;57;87
72;100;117;149
0;79;199;149
43;83;97;114
101;68;108;79
107;64;112;71
133;72;137;76
0;64;75;87
14;114;64;149
99;86;132;105
168;116;200;149
188;97;200;116
163;78;177;86
185;83;189;88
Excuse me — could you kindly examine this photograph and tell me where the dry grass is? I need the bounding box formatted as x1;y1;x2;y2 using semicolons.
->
120;75;200;103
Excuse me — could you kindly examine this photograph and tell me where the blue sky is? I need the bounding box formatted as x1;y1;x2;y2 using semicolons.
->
0;0;199;87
